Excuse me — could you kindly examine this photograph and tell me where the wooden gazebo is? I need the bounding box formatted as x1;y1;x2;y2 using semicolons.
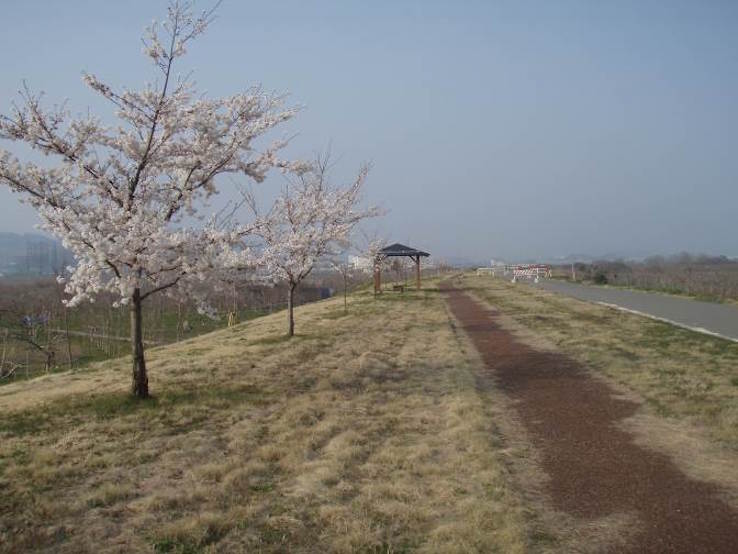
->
374;243;430;293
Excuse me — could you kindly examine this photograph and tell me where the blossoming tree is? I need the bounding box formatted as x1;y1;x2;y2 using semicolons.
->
330;255;356;314
245;156;380;336
0;1;297;397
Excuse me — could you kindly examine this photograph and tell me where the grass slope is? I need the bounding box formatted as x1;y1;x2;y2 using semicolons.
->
0;285;527;553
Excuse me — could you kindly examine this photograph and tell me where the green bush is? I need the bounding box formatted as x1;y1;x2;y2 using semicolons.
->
592;272;608;285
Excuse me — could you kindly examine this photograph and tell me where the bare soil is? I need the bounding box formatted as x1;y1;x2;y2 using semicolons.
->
443;282;738;553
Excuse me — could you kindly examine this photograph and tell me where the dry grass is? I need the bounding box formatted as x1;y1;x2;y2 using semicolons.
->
461;274;738;507
0;284;529;553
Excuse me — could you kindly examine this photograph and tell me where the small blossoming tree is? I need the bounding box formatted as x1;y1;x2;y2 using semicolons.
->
245;156;380;336
0;1;296;397
330;255;356;314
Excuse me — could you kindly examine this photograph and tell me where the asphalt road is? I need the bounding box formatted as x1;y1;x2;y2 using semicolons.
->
533;280;738;342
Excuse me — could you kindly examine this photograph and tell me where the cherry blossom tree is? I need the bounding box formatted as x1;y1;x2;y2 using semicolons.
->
0;1;297;398
330;255;355;314
245;156;380;336
359;232;389;295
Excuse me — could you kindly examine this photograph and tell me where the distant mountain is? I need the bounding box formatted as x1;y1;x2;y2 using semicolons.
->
442;256;491;268
534;251;736;265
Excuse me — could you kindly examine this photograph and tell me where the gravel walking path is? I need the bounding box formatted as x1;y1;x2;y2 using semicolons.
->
443;282;738;553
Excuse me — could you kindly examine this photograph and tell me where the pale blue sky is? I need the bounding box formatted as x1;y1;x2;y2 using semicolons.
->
1;0;737;261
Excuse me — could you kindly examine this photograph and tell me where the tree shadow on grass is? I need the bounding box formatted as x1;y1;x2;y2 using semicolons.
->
0;383;268;438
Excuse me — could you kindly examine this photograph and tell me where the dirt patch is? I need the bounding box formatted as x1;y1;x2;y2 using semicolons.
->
443;282;738;553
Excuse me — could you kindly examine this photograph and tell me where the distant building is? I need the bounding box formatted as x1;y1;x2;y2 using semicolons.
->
349;255;372;272
0;233;74;277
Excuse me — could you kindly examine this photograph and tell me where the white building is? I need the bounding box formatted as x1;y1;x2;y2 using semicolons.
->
349;255;373;272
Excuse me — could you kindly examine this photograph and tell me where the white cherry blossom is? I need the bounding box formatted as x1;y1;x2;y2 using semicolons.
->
0;1;296;397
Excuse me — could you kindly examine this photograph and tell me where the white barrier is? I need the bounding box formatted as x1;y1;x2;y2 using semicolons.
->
510;265;551;283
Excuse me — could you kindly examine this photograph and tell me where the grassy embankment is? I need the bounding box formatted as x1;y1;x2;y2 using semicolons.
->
0;284;529;553
550;276;738;306
461;274;738;506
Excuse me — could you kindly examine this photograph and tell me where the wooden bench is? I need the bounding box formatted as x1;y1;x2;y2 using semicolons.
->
392;284;405;293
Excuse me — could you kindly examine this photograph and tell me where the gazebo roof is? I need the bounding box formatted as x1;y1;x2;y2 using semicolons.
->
379;243;430;257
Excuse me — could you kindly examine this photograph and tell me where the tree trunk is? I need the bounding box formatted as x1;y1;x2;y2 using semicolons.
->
176;301;182;342
130;288;148;398
287;283;296;337
63;306;73;368
344;275;348;313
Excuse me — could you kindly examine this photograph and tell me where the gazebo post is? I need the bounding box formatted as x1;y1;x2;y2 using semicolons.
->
415;254;421;290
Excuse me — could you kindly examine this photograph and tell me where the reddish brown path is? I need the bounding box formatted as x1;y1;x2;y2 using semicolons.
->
443;283;738;553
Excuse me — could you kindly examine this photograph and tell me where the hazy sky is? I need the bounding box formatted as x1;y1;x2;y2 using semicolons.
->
1;0;737;261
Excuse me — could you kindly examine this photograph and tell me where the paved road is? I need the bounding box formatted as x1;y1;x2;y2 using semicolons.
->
533;280;738;342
